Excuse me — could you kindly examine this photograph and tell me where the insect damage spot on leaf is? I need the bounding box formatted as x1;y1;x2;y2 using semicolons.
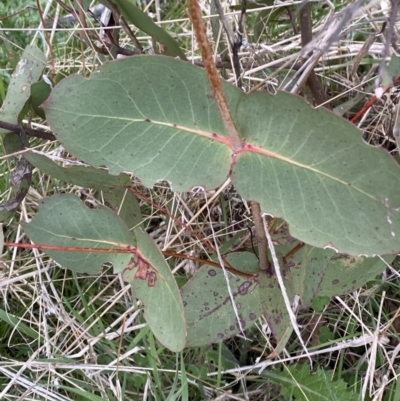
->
148;271;157;287
132;254;157;287
238;281;252;295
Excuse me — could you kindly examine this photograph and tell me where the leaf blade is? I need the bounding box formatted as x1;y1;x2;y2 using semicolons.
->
123;228;186;352
102;0;186;60
23;194;134;274
182;264;261;347
44;55;400;255
0;45;46;134
233;91;400;255
43;56;240;191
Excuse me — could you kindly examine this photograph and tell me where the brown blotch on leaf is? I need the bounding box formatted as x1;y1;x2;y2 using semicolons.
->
134;258;149;280
147;271;157;287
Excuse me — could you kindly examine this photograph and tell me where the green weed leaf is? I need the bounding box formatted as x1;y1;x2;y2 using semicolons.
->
271;363;359;401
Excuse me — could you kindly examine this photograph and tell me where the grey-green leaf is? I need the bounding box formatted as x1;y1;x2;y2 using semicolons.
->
182;265;261;347
43;56;240;191
0;45;46;134
233;90;400;255
43;55;400;256
23;151;131;190
123;228;186;352
102;0;186;60
23;194;134;274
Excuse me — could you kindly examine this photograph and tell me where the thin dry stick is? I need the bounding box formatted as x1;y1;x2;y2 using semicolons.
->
187;0;242;152
35;0;56;78
212;0;235;48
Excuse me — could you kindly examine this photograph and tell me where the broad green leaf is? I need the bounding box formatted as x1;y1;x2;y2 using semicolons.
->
23;151;131;190
23;194;134;274
269;363;359;401
288;245;392;308
101;188;143;230
43;55;400;256
233;90;400;255
0;45;46;134
258;249;294;354
31;79;52;119
225;251;259;274
101;0;186;60
182;265;261;347
43;56;240;191
123;228;186;352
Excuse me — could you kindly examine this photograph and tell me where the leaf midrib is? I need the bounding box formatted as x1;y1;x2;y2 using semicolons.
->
51;109;380;203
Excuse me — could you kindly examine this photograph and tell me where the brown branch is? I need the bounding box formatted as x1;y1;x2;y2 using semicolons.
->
299;2;331;108
187;0;243;152
250;201;270;271
187;0;269;271
0;120;56;141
